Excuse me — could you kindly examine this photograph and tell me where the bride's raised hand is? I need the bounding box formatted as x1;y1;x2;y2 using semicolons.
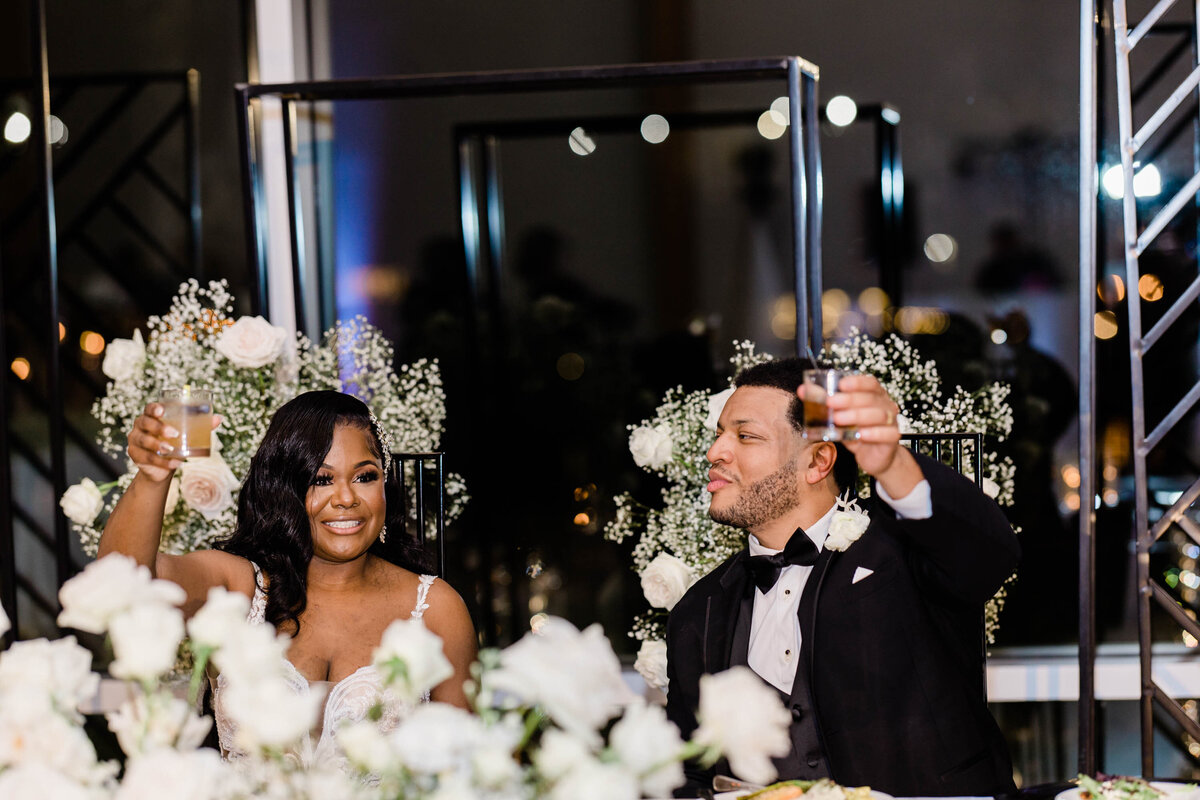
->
126;403;222;483
126;403;183;482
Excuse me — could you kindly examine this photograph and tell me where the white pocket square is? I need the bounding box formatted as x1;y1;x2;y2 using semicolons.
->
852;566;874;584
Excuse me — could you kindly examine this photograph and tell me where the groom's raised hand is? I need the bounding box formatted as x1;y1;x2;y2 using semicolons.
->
797;373;924;499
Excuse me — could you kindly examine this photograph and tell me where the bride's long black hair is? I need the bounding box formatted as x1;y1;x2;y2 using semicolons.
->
216;390;432;634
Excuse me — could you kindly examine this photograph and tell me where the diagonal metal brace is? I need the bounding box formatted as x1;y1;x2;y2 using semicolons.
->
1143;380;1200;452
1151;583;1200;642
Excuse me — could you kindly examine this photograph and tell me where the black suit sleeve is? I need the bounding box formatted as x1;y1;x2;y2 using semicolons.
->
880;452;1020;605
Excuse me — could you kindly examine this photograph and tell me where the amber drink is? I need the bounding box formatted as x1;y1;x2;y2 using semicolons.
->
160;387;213;458
802;369;856;442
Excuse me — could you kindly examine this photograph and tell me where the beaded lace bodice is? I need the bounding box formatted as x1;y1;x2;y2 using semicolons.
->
211;566;436;765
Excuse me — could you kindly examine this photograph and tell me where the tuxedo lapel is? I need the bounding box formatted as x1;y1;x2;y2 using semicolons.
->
793;545;836;704
703;551;751;673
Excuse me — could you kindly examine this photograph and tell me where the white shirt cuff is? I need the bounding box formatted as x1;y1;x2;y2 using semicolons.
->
874;478;932;519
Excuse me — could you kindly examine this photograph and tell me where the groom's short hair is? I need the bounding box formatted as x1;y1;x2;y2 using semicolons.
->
734;357;860;495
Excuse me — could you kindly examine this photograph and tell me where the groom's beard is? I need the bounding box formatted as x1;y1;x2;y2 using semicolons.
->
708;457;801;531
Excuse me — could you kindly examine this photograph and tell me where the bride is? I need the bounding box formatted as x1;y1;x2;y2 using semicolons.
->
98;390;477;760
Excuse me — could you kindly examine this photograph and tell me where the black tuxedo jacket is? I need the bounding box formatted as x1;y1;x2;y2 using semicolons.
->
665;454;1020;797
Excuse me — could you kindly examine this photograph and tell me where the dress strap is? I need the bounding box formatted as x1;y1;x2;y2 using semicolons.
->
411;574;436;619
247;562;268;623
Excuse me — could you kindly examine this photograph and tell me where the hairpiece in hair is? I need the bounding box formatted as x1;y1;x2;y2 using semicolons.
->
369;411;395;480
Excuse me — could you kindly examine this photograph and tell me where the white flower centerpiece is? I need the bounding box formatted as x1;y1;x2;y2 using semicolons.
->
62;279;468;556
606;336;1019;691
0;553;793;799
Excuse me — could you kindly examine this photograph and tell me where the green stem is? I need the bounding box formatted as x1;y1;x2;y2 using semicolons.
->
516;708;547;753
188;646;212;707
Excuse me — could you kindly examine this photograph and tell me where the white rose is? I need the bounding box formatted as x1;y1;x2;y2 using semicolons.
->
427;773;477;800
0;636;98;714
825;510;870;552
59;478;105;526
296;765;360;800
550;759;638;800
532;728;594;782
115;747;229;800
337;720;394;775
58;554;186;635
609;699;685;797
187;587;250;652
484;618;635;746
0;763;98;800
705;387;735;430
214;315;288;368
982;477;1000;499
106;691;212;756
109;603;185;681
639;553;694;611
102;329;145;382
693;666;792;786
225;676;323;750
372;618;454;704
0;692;111;785
472;744;522;790
0;597;8;638
210;621;291;684
179;454;239;520
633;639;668;693
388;702;484;775
628;424;673;470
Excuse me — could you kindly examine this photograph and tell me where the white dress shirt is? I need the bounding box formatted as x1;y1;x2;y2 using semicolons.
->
746;479;933;693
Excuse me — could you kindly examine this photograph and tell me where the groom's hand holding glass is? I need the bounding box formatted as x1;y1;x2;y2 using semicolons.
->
797;372;922;500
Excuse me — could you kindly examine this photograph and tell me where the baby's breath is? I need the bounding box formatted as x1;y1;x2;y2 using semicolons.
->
75;280;468;556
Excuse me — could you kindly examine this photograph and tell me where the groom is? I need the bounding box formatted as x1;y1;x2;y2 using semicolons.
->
665;358;1018;797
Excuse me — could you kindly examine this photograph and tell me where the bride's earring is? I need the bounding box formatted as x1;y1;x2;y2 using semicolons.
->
379;524;388;544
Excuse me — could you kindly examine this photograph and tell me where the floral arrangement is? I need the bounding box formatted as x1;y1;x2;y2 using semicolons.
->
606;335;1019;690
59;279;467;556
0;554;793;799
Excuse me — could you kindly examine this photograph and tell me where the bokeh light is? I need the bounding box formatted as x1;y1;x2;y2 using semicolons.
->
556;352;585;381
568;127;596;156
1139;274;1164;302
1094;310;1119;340
80;331;105;355
858;287;889;316
923;233;957;263
757;110;786;140
825;95;858;127
3;112;30;144
640;114;669;144
10;358;30;380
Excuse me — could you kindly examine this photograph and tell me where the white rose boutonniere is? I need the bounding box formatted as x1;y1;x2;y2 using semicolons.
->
214;315;288;368
628;424;673;470
639;553;694;611
100;329;145;381
825;490;870;552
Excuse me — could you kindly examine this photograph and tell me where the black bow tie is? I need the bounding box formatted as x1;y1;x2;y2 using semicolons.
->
743;529;819;594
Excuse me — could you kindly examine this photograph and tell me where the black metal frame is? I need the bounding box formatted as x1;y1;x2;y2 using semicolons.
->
453;98;902;343
392;452;446;579
0;51;203;639
898;432;985;483
1109;1;1200;777
234;56;824;357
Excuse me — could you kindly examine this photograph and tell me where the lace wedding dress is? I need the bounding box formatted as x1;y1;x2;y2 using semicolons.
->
211;565;437;766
